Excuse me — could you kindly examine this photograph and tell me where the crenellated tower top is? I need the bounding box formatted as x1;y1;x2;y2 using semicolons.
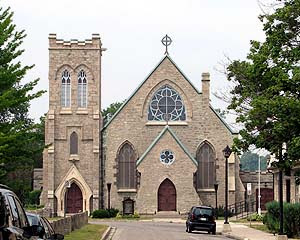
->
48;33;106;51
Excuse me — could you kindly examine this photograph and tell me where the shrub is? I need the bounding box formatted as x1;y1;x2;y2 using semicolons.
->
247;213;263;222
92;209;110;218
133;212;140;218
108;208;119;218
215;205;233;218
264;201;300;237
26;190;42;205
91;208;120;218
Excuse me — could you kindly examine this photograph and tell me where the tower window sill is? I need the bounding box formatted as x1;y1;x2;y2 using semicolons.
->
117;189;137;193
76;108;88;115
60;108;72;115
197;188;215;192
69;154;79;162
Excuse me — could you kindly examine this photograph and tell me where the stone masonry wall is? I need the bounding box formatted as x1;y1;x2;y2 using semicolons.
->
104;57;245;213
41;34;102;214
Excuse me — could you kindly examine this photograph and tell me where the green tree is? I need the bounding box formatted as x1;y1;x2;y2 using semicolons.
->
240;152;268;172
102;100;125;124
0;6;45;201
226;0;300;234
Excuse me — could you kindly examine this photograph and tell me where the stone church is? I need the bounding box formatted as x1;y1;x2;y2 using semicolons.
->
41;34;245;216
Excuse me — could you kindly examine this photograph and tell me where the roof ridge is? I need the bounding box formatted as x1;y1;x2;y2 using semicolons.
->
102;55;200;130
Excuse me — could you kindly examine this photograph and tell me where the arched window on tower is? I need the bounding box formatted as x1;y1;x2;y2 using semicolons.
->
70;132;78;155
61;70;71;107
78;70;87;108
148;85;186;121
196;142;215;189
118;143;136;189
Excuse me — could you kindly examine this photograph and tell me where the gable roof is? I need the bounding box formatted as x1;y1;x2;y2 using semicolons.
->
102;54;201;130
209;105;238;134
136;125;198;166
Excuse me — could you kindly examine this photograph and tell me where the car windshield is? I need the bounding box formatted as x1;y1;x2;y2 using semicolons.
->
194;207;212;217
27;214;39;226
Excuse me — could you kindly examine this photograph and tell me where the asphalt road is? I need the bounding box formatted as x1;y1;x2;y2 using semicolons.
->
91;220;231;240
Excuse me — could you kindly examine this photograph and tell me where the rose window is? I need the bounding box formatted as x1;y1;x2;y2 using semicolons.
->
148;85;186;121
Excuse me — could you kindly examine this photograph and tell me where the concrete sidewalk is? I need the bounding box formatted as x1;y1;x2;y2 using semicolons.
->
150;218;293;240
216;220;275;240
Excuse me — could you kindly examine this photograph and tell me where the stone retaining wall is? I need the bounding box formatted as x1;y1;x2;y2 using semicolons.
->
27;210;88;236
51;212;88;235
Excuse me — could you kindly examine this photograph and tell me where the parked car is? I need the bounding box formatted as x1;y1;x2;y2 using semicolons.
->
0;184;42;240
26;213;64;240
186;205;216;234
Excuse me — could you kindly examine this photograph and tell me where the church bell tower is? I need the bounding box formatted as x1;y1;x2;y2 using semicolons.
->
41;34;103;216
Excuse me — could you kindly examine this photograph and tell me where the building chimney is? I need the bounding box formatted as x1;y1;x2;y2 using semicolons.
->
202;72;210;106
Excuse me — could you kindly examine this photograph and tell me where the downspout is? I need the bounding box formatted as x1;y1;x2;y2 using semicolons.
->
100;127;104;209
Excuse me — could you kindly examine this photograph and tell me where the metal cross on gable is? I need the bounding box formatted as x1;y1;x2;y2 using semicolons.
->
161;34;172;55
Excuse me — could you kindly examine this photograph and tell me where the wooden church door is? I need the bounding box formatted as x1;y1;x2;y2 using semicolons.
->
158;179;176;211
66;182;83;213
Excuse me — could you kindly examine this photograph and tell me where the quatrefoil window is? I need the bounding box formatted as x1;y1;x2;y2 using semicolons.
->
148;85;186;121
160;150;175;165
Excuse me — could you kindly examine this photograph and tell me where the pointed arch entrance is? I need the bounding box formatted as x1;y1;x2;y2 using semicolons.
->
158;179;176;211
66;182;83;213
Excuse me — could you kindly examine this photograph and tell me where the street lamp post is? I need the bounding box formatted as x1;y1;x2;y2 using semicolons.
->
258;155;261;215
214;183;219;219
223;145;232;227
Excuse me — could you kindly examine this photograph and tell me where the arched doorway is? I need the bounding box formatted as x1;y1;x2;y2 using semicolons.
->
158;179;176;211
66;182;83;213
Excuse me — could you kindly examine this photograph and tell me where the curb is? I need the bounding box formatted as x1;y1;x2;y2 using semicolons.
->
222;232;248;240
101;226;112;240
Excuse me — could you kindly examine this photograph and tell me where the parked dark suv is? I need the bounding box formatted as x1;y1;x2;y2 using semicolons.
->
26;212;64;240
0;184;41;239
186;206;216;234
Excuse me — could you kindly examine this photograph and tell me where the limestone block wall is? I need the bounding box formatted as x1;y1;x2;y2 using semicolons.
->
104;56;244;212
42;34;103;214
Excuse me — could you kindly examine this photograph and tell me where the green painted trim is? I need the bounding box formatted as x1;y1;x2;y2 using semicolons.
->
102;55;201;130
209;105;238;134
136;125;198;167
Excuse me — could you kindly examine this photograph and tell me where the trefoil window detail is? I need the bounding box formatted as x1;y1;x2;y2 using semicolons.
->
61;70;71;107
148;85;186;121
78;70;87;108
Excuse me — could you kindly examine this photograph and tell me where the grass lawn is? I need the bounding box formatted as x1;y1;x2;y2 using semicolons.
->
64;224;108;240
249;224;270;233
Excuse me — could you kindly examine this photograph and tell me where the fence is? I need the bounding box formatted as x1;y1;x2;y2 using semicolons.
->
228;200;256;219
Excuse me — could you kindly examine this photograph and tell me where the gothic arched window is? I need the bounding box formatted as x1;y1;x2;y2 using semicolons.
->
70;132;78;155
78;70;87;108
118;143;136;189
148;85;186;121
61;70;71;107
196;142;215;189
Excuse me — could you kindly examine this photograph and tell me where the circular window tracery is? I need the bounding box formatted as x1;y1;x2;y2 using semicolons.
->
148;85;186;121
160;150;175;165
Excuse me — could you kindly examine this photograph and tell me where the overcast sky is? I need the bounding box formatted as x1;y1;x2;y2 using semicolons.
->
2;0;268;121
